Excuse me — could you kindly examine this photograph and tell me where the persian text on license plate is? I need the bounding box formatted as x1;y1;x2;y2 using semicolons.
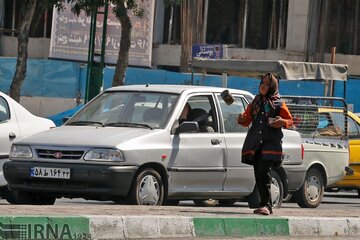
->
30;167;70;179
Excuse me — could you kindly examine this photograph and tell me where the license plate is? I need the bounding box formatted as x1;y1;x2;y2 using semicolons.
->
30;167;70;179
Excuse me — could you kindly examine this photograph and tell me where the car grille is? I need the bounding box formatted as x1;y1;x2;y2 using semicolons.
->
36;149;84;160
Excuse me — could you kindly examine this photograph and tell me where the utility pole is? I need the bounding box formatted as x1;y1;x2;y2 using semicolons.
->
85;1;109;103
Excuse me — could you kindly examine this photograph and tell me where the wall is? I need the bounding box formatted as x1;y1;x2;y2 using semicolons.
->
286;0;309;52
0;58;81;116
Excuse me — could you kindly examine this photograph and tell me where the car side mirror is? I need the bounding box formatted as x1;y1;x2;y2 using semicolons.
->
176;121;199;134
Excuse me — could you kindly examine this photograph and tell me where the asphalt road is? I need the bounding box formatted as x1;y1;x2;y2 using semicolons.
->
0;190;359;217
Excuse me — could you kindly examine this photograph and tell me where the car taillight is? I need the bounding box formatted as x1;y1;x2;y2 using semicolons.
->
301;144;304;159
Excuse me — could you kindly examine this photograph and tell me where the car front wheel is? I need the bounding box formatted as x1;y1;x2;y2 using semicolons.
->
127;168;164;205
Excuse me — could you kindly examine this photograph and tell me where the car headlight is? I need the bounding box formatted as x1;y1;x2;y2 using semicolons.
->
10;145;33;158
84;148;124;161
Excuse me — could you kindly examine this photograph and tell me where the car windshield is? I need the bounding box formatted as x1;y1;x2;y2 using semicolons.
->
66;91;179;129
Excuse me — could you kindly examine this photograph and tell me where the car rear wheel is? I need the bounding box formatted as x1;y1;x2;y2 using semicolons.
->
294;168;324;208
357;189;360;198
127;168;164;205
247;170;283;209
248;171;284;208
271;171;283;208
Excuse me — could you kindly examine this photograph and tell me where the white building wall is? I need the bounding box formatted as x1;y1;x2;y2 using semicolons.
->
20;96;76;117
0;35;50;58
286;0;309;53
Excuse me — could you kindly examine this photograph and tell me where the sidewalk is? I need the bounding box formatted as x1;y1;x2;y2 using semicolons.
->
1;214;360;239
1;198;359;239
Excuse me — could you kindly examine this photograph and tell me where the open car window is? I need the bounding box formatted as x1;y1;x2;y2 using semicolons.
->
217;95;248;133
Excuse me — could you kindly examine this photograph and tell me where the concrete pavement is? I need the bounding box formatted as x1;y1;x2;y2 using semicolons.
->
1;214;360;239
1;194;360;239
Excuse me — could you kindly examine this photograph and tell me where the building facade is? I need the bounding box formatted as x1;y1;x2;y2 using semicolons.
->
1;0;360;75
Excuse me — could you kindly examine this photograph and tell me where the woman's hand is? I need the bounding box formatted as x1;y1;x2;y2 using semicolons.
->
237;113;245;124
269;116;285;128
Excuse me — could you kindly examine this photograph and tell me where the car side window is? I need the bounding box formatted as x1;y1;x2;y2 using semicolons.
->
0;97;10;122
348;117;360;137
217;95;248;133
184;95;218;133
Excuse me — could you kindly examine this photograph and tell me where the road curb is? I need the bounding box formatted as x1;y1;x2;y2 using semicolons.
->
1;215;360;239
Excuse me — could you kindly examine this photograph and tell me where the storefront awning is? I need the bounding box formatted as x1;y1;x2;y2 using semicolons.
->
192;59;348;81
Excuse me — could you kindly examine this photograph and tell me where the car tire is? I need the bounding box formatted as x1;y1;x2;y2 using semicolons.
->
247;170;283;209
357;189;360;198
294;168;324;208
271;171;283;209
282;193;293;203
127;168;164;205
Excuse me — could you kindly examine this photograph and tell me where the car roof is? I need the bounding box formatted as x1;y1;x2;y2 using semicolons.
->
319;107;360;121
105;84;254;97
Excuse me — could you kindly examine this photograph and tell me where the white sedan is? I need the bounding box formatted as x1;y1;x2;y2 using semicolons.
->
0;91;55;203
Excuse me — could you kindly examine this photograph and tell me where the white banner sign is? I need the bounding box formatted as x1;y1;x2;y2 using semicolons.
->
49;1;155;67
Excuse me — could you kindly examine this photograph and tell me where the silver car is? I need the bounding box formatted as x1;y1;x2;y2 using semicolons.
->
4;85;303;206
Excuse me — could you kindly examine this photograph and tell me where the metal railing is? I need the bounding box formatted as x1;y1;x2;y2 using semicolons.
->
282;95;348;139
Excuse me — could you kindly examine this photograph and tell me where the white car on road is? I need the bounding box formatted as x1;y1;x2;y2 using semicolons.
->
0;91;55;202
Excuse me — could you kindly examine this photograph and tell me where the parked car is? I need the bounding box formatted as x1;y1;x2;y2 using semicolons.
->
283;100;351;208
0;91;55;203
324;109;360;196
3;85;304;206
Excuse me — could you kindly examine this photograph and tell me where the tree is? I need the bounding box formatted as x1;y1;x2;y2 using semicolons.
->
9;0;143;102
9;0;66;102
70;0;143;87
164;0;205;72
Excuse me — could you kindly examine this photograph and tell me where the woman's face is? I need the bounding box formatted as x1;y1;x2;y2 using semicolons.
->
259;76;271;96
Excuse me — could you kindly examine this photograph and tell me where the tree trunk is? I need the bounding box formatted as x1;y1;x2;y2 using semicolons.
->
9;0;38;102
112;4;132;87
180;0;204;72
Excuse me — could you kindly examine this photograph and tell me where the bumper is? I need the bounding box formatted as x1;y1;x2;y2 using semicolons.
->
283;164;306;192
3;161;138;199
330;166;360;189
0;157;9;187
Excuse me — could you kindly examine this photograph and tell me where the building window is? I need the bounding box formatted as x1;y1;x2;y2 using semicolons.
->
206;0;288;49
326;0;360;55
162;0;288;50
163;2;181;44
2;0;53;38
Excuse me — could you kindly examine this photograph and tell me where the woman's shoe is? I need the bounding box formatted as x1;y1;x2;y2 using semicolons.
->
253;206;271;215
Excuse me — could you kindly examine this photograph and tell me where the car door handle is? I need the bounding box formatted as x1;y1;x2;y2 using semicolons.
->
9;132;16;140
211;139;221;145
